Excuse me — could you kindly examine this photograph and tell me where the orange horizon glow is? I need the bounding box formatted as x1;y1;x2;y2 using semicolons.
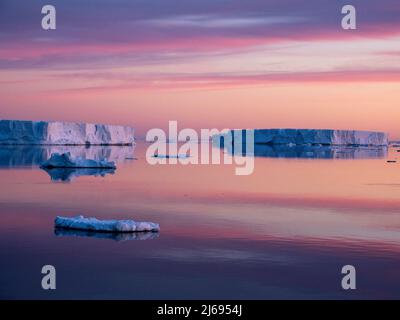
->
1;2;400;138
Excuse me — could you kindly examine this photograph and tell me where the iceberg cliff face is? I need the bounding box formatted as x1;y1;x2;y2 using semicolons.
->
227;129;388;146
0;120;135;145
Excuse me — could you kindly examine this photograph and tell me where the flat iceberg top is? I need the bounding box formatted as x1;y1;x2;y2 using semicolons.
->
0;119;135;145
41;152;116;169
55;215;160;233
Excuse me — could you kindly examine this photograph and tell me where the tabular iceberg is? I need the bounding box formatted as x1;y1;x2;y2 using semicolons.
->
55;216;160;233
226;129;388;146
0;120;135;145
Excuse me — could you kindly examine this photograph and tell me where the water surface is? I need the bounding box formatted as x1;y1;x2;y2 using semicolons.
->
1;143;400;299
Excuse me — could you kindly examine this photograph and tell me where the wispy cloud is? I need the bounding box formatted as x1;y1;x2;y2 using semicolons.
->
144;14;307;28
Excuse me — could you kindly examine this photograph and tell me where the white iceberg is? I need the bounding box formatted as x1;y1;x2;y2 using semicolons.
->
222;129;388;146
55;215;160;233
40;152;116;169
0;120;135;145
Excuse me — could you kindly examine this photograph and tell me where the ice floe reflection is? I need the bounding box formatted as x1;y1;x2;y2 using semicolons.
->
54;228;159;241
42;167;115;182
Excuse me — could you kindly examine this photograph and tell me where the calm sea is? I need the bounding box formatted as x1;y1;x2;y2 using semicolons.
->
0;142;399;299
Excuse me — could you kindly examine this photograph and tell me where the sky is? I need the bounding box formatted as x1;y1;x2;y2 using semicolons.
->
0;0;400;138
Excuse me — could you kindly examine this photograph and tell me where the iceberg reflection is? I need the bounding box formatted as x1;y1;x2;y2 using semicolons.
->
223;144;388;159
54;228;159;241
42;167;115;182
0;145;135;168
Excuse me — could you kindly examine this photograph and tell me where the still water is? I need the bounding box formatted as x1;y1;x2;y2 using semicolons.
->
0;143;400;299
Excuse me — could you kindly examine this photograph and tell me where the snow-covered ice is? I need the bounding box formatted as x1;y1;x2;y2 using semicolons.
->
223;129;388;146
55;215;160;233
0;120;135;145
40;152;116;169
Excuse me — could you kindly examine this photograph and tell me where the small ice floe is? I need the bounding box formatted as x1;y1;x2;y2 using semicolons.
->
55;215;160;233
40;152;116;169
54;228;159;241
153;154;190;159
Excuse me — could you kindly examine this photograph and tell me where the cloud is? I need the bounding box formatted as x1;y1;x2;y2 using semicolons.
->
144;14;307;28
0;0;400;89
46;69;400;93
1;0;399;59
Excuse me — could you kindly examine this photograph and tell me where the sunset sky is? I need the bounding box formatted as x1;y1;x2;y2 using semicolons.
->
0;0;399;138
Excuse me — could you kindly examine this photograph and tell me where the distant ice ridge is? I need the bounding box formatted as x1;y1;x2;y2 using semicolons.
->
226;129;388;146
0;120;135;145
40;152;116;169
55;216;160;233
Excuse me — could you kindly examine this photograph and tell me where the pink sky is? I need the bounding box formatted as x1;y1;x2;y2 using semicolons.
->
0;1;400;138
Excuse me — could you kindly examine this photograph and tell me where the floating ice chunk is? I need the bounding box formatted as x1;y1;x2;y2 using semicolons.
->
55;215;160;233
153;154;190;159
40;152;116;169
